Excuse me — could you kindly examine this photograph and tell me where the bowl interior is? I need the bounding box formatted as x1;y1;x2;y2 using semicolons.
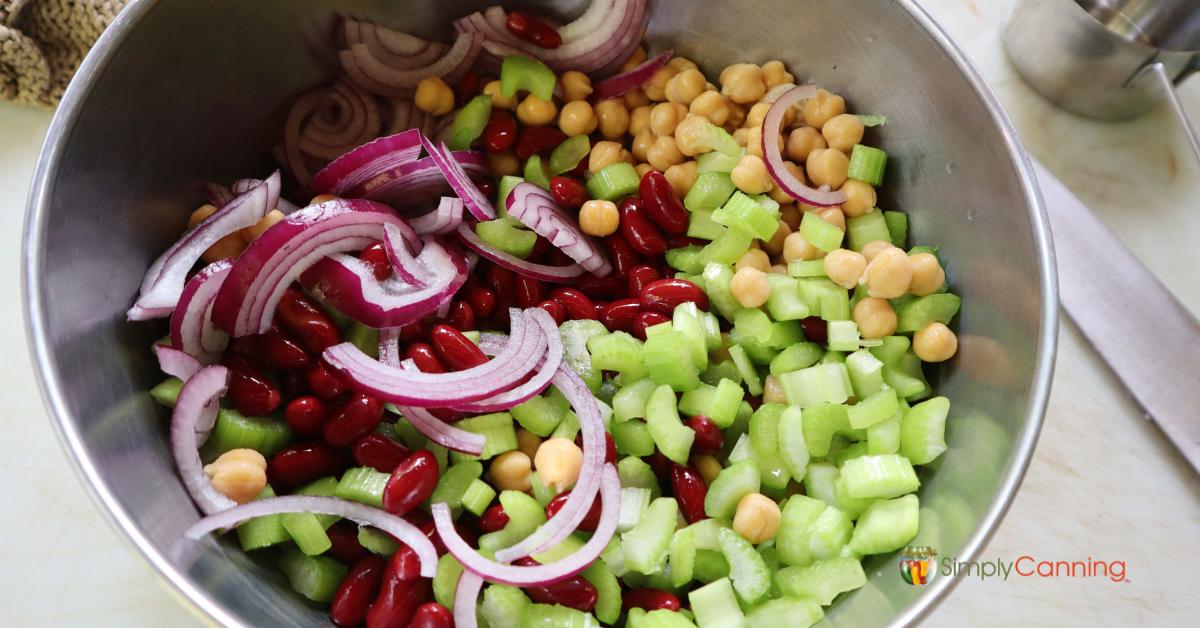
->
24;0;1054;625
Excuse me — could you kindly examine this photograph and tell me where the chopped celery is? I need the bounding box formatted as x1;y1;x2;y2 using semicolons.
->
613;378;660;423
847;387;900;429
499;55;555;101
884;210;908;247
777;406;810;481
776;495;825;566
803;462;840;508
847;144;887;186
748;404;791;491
745;597;823;628
696;148;743;174
682;378;744;428
727;345;762;396
281;477;339;555
208;409;292;457
612;419;656;457
150;377;183;407
523;603;600;628
583;560;622;625
481;585;530;628
769;342;823;376
550;410;581;440
560;320;608;393
673;302;710;370
665;245;705;274
788;259;829;278
885;351;932;401
704;459;760;519
587;162;640;201
841;454;919;499
693;550;731;583
689;577;745;628
733;308;772;344
826;320;863;352
433;553;464;610
776;557;867;605
461;478;497;516
345;322;380;359
430;460;483;515
700;359;742;387
802;403;850;457
867;416;901;455
529;471;559;506
687;209;726;241
833;441;871;466
684;172;737;213
717;527;770;603
236;485;289;551
549;134;591;174
799;211;845;253
448;94;491;150
669;526;697;586
849;494;919;555
643;331;702;391
645;384;696;464
277;547;347;603
476;219;537;258
895;293;961;332
845;210;891;252
846;349;886;398
588;331;647;380
619;487;653;532
333;466;389;509
712;191;780;241
726;433;752;465
779;362;852;408
523;155;552;190
358;526;399;555
622;497;679;575
479;490;546;552
764;273;809;321
640;610;699;628
900;396;950;464
511;393;567;436
697;228;755;267
496;175;524;211
618;456;661;496
453;412;517;461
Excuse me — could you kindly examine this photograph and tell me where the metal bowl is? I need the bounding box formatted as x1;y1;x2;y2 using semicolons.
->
22;0;1056;625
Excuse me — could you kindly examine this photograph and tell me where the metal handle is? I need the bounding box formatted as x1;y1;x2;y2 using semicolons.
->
1135;61;1200;165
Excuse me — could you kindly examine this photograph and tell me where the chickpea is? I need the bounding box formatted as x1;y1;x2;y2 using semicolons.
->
621;46;648;72
864;246;914;298
765;221;792;257
688;90;730;126
785;126;827;163
732;127;750;147
914;322;958;363
624;88;650;109
762;375;788;404
761;60;794;89
488;151;520;177
908;252;946;296
535;437;584;492
588;141;625;173
745;126;763;158
768;161;806;205
242;209;285;241
516;429;542;461
415;76;455;115
746;102;794;129
861;239;893;263
483;80;517;109
594;98;631;139
560;71;593;101
822;113;865;153
558;100;598;136
202;232;246;263
806;148;850;189
725;101;748;129
729;266;771;308
665;69;706;105
693;455;723;485
853;297;898;339
635;163;654;178
668;57;699;73
579;199;620;236
823;248;867;289
489;450;533;492
674;115;715;156
803;89;846;129
620;148;636;165
735;249;772;273
771;263;789;274
767;183;793;205
664;161;698;197
631;129;656;162
643;66;677;101
732;492;782;544
309;194;340;206
204;448;267;504
841;179;877;217
780;203;803;230
719;63;766;104
629;105;653;136
815;206;847;232
517;94;558;127
730;154;773;194
783;231;824;262
647;135;685;171
188;204;217;229
649;102;688;136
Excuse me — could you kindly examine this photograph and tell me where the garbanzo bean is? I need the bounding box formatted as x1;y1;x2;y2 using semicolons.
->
558;100;598;136
720;63;766;104
726;101;748;128
483;80;517;109
861;239;893;263
913;322;958;363
649;102;688;136
730;266;771;308
624;87;650;109
674;115;716;156
204;448;267;504
689;90;730;126
853;297;898;339
693;455;723;485
667;57;699;73
629;105;653;136
803;88;845;129
732;492;782;544
490;450;532;492
635;163;654;178
621;46;648;72
841;179;877;217
643;66;677;101
665;68;706;105
823;248;867;289
746;101;795;129
806;148;849;189
646;135;685;171
589;141;625;173
594;98;631;139
732;127;750;147
534;437;584;491
783;230;823;262
864;246;914;298
309;194;340;206
517;94;557;126
202;232;246;263
761;60;794;89
822;113;865;152
786;126;827;162
815;206;846;232
242;209;285;241
730;154;773;194
560;71;593;101
188;204;217;229
415;76;454;115
579;199;620;236
762;375;787;404
908;252;946;296
735;248;772;273
516;429;542;461
488;151;520;177
664;161;698;197
780;203;803;230
765;221;792;257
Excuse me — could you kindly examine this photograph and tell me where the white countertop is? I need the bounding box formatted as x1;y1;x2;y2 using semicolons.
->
3;1;1198;625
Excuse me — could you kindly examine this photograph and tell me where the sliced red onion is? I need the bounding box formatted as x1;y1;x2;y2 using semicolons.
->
455;223;586;282
183;495;437;578
211;199;407;336
453;572;485;628
410;196;465;236
344;19;447;70
381;223;431;287
378;327;402;367
341;31;482;99
421;135;496;221
297;81;382;161
450;308;562;413
128;173;278;321
762;85;847;207
310;128;423;196
169;259;233;364
170;365;237;515
432;463;619;586
393;404;486;456
154;345;201;381
591;49;673;101
205;182;233;208
506;182;611;276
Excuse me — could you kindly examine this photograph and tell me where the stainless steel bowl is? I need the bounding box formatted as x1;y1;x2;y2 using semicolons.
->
22;0;1057;625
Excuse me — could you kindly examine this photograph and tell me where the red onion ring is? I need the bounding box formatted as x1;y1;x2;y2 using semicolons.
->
341;31;482;99
455;223;586;283
128;172;277;321
453;572;485;628
311;128;423;196
410;196;465;236
353;151;488;211
378;327;403;367
393;404;487;456
591;49;673;101
298;81;383;160
449;308;562;413
183;495;437;578
382;223;432;287
506;183;611;276
154;345;201;381
205;182;233;208
421;135;496;221
170;365;237;515
344;19;447;70
169;259;233;363
762;85;848;207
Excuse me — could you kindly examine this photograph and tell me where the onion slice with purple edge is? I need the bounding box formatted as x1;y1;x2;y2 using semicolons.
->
381;223;432;287
762;85;847;207
591;49;673;101
506;182;612;276
378;327;403;367
421;134;496;221
341;31;481;99
433;463;619;587
393;404;486;456
169;260;233;364
154;345;202;381
353;152;488;211
310;128;423;196
170;365;237;515
448;311;562;413
344;19;447;71
127;172;278;321
183;495;437;578
453;572;485;628
455;222;586;282
410;196;464;236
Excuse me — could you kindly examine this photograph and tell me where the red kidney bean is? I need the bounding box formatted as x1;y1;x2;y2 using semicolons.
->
482;110;518;154
592;300;608;319
430;324;488;370
632;311;670;340
223;355;282;417
478;504;510;534
327;519;371;565
446;300;476;331
535;299;566;325
800;316;828;345
276;287;341;354
324;394;385;447
258;326;311;371
639;278;709;314
618;197;668;256
638;170;689;235
570;157;589;178
549;175;588;209
268;442;349;488
279;369;308;400
305;359;346;401
600;298;642;333
647;449;671;477
514;274;545;309
403;511;445;555
545;490;603;532
383;450;439;516
666;234;707;249
505;11;563;48
574;432;617;464
359;241;392;281
367;546;431;628
514;558;598;612
627;264;663;296
396;321;428;343
463;283;498;319
485;265;515;301
404;342;447;374
331;555;385;627
603;233;644;276
529;235;553;261
474;176;496;200
686;415;724;454
575;272;628;300
454;69;481;104
622;588;682;612
407;602;453;628
225;335;261;362
354;433;412;473
285;395;327;436
515;126;567;161
550;287;597;321
670;463;709;524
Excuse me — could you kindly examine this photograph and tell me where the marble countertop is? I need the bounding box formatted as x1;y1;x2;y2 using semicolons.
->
2;0;1198;625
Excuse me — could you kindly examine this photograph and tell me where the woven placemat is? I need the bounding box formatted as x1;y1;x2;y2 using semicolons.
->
1;0;126;108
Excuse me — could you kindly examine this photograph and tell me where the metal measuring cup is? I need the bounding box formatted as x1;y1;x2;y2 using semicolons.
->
1003;0;1200;162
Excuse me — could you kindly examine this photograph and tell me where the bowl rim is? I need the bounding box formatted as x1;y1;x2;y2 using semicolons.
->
21;1;1058;626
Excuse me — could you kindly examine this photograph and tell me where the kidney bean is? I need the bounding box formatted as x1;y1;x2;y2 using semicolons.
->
627;265;662;296
515;126;567;161
324;394;385;447
535;299;566;325
505;11;563;48
639;278;709;314
478;504;510;533
549;287;596;321
575;272;628;300
618;197;668;256
276;287;341;354
600;298;642;333
383;450;439;516
592;300;608;319
327;520;371;565
800;316;828;345
223;355;282;417
454;69;481;104
632;311;670;340
403;511;445;555
474;176;496;200
574;432;617;464
545;490;603;532
529;235;553;261
485;265;515;301
463;283;498;319
670;463;709;524
367;546;431;628
305;359;346;401
359;241;392;280
279;369;308;400
639;170;690;235
622;588;682;612
603;233;644;276
430;324;488;370
483;110;518;154
514;558;598;612
546;247;575;267
268;442;350;489
666;234;707;250
258;326;311;371
396;321;429;344
549;176;588;209
331;555;385;627
285;396;327;436
354;433;412;473
446;300;476;331
686;415;724;454
647;449;671;477
404;342;446;374
224;335;261;363
407;602;453;628
514;274;545;308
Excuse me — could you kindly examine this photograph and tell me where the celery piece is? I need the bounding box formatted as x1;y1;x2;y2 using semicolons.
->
602;538;629;577
529;471;559;506
496;175;525;212
453;412;517;461
847;387;900;429
511;393;567;437
717;527;771;603
499;55;555;101
777;406;810;481
461;478;497;516
687;209;726;241
523;155;552;190
583;560;622;625
613;378;660;423
618;456;662;497
282;477;340;555
693;549;732;583
696;147;743;174
847;144;887;186
884;210;908;247
700;359;742;387
645;384;696;464
884;352;932;401
476;219;537;258
867;416;901;455
432;553;464;610
846;349;885;398
803;462;840;508
549;134;591;175
802;403;849;458
727;345;762;396
726;433;752;465
677;384;716;419
749;404;791;491
708;379;746;428
895;293;961;332
799;211;845;253
900;396;950;464
669;526;697;587
358;526;399;556
704;459;760;519
826;320;862;352
209;409;292;457
479;490;546;552
697;227;754;267
560;320;608;393
236;485;289;551
622;497;679;575
534;534;585;564
665;245;705;274
712;191;780;241
549;410;580;441
277;547;347;603
685;172;736;213
700;263;741;321
640;610;699;628
770;342;823;376
779;362;852;408
789;259;829;278
745;597;823;628
430;460;483;515
776;495;826;567
807;505;853;560
523;603;600;628
849;494;919;555
345;322;380;359
673;302;710;370
700;312;722;350
689;577;745;628
846;210;891;252
643;331;702;391
776;557;868;605
612;419;656;457
733;308;772;344
150;377;183;407
587;162;640;201
763;273;809;321
449;94;492;150
588;331;647;381
618;487;653;533
481;585;530;628
869;334;910;365
841;454;919;499
333;466;389;509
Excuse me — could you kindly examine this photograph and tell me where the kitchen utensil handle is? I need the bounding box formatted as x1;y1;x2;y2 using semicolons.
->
1138;62;1200;165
